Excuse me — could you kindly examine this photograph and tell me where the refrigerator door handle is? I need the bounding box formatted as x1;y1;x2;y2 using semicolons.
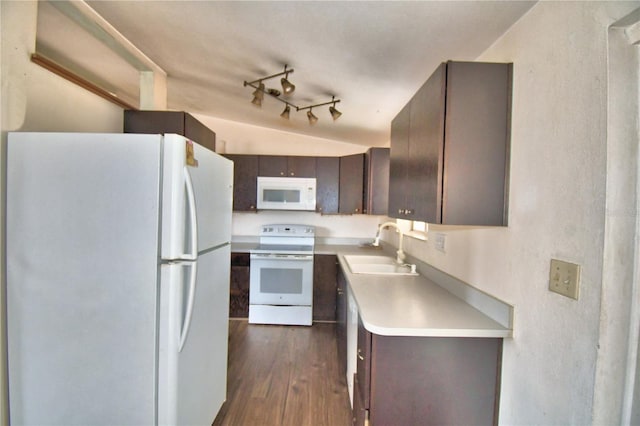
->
181;167;198;261
179;261;197;353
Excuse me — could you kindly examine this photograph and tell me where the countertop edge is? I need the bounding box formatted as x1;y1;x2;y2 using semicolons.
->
336;252;513;339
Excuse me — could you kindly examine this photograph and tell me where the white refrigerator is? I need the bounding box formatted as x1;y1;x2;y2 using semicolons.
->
6;132;233;425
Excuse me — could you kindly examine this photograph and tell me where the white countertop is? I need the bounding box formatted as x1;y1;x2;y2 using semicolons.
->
232;239;512;338
336;252;512;339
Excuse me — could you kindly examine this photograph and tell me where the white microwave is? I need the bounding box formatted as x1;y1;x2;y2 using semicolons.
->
256;176;316;211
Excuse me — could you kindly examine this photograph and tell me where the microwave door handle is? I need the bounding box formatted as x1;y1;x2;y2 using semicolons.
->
181;167;198;261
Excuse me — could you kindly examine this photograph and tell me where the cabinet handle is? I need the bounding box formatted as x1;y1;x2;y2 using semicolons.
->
250;205;255;210
290;172;295;176
357;349;364;361
280;171;285;176
355;208;360;213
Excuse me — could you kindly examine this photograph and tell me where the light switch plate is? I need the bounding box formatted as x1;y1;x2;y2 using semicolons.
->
549;259;580;300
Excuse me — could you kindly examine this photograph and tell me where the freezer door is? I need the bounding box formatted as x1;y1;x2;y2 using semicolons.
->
161;134;233;259
7;132;162;425
158;245;230;425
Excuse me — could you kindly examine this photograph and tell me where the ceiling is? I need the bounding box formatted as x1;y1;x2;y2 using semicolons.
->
37;1;536;147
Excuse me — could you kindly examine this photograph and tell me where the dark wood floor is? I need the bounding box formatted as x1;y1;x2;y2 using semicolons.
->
212;320;352;426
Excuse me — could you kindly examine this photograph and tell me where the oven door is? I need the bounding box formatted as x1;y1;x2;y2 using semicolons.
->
249;254;313;305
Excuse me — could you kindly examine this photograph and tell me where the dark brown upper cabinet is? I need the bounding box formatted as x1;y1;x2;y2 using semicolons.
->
316;157;340;214
339;153;364;214
363;148;389;215
258;155;316;177
123;110;216;152
389;61;512;226
223;154;258;212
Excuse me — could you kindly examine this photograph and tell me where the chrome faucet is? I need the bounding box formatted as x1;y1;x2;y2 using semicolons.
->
372;221;406;264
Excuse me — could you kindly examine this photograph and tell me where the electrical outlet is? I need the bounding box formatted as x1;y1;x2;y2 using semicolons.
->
434;233;446;253
549;259;580;300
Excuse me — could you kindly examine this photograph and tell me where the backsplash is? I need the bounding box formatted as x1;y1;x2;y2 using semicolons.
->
231;211;385;240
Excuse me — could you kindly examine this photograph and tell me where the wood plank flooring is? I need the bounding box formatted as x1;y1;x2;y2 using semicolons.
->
213;320;352;426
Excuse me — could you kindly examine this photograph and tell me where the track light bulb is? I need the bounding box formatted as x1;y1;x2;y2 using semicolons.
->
251;82;264;107
307;109;318;125
281;105;291;119
281;76;295;95
329;105;342;120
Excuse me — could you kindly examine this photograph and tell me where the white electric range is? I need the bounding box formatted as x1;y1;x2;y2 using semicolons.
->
249;224;315;326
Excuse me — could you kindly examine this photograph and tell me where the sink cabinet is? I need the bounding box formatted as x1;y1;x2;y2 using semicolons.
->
338;261;504;425
354;319;503;425
389;61;512;225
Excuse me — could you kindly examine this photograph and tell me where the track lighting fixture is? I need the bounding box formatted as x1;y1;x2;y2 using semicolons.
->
244;65;342;124
281;65;295;94
251;82;264;107
280;104;291;120
307;109;318;125
329;96;342;120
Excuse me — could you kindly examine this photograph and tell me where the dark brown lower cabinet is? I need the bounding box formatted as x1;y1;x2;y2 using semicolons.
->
356;318;503;425
229;253;250;318
313;255;337;321
336;268;348;375
352;375;367;426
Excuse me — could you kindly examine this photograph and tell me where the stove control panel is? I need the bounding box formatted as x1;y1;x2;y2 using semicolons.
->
260;224;315;237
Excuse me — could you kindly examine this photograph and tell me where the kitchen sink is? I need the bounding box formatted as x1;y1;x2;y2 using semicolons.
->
343;255;419;276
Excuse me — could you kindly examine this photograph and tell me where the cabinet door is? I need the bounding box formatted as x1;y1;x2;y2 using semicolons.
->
369;335;502;425
408;63;446;223
442;62;511;226
258;155;288;177
184;113;216;152
356;318;371;409
352;375;367;426
364;148;389;215
388;103;410;218
336;268;348;376
287;156;316;177
229;253;250;318
313;255;337;321
339;154;364;214
316;157;340;214
224;154;258;211
123;110;216;152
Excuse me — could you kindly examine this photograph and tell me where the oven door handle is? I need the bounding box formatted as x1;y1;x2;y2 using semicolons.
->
250;254;314;260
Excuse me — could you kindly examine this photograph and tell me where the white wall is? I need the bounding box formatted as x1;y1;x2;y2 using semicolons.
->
378;2;640;424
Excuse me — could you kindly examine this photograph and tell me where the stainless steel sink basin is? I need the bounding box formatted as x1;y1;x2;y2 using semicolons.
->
343;255;419;276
